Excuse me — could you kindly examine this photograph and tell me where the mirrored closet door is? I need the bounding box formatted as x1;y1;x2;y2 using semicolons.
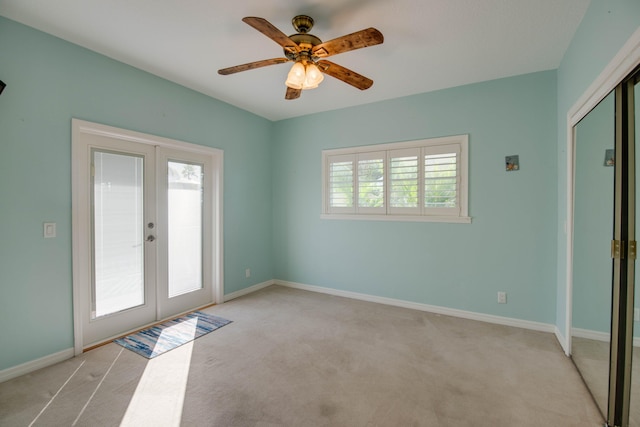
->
571;66;640;427
572;90;615;419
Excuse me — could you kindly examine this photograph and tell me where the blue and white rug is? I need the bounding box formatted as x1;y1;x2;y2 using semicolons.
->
114;311;232;359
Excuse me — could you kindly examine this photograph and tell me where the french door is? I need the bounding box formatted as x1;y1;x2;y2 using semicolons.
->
72;120;221;351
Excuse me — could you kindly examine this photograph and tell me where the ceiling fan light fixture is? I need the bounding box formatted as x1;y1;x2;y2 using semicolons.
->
285;61;306;89
286;61;324;90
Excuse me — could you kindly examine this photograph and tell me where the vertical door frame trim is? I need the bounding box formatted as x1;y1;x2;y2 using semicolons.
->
71;119;224;355
565;26;640;356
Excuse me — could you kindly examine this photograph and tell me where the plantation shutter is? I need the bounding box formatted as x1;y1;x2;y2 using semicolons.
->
423;144;461;216
357;151;385;214
327;154;355;213
322;134;469;221
388;148;421;215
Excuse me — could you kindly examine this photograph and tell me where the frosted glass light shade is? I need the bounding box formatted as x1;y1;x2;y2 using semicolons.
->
285;62;306;89
303;63;324;89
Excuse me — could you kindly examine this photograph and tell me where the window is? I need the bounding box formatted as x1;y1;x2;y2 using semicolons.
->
322;135;470;223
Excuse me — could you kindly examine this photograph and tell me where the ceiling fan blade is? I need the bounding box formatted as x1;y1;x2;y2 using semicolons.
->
218;58;290;75
312;28;383;58
317;60;373;90
242;17;300;54
285;87;301;100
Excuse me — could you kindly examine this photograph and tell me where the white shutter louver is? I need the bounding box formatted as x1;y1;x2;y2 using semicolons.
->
328;155;355;213
357;151;385;213
389;148;420;214
424;152;457;208
423;143;462;216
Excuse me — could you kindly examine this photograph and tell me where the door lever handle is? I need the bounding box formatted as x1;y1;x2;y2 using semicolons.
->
146;235;156;242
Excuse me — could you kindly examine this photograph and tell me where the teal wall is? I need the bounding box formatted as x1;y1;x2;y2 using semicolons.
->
555;1;640;336
0;17;274;371
272;71;558;324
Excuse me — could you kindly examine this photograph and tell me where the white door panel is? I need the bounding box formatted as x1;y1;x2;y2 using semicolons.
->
156;148;214;319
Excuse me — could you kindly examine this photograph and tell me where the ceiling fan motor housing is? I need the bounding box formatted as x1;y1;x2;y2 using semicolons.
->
284;15;323;62
285;33;322;61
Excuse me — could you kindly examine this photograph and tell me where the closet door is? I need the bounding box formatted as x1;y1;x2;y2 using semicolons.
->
608;67;639;427
571;90;615;420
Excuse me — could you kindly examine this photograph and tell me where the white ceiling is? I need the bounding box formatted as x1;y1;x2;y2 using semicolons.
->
0;0;590;121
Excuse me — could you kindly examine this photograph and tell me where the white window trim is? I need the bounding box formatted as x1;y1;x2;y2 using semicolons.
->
321;135;471;223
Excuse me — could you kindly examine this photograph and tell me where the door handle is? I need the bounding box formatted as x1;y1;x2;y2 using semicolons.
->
146;235;156;242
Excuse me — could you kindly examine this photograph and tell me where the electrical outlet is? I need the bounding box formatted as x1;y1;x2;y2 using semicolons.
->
497;291;507;304
635;308;639;322
245;268;251;278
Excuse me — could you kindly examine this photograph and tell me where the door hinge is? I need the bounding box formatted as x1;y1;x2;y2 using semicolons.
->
611;240;637;259
612;240;624;259
629;240;637;260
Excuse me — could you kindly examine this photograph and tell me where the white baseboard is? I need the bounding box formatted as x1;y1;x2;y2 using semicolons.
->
0;348;74;383
275;280;556;334
572;327;640;347
224;279;275;302
572;327;609;343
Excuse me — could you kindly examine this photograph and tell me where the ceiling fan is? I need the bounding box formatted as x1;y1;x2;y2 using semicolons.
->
218;15;384;100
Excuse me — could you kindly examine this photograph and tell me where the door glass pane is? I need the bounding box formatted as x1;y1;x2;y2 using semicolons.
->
168;161;203;297
93;151;145;318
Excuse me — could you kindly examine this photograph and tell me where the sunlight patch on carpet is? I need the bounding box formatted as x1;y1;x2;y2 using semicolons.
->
120;330;194;426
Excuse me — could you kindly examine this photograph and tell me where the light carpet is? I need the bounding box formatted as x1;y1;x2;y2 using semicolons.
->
0;285;604;426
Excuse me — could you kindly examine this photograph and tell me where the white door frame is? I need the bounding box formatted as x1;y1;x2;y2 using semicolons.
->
564;27;640;355
71;119;224;355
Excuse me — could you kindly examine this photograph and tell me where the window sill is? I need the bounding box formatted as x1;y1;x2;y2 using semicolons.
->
320;214;472;224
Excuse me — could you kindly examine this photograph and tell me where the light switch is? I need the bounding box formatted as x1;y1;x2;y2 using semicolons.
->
44;222;56;238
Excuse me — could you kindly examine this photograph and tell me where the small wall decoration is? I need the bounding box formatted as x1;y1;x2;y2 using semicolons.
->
604;149;615;166
505;155;520;171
